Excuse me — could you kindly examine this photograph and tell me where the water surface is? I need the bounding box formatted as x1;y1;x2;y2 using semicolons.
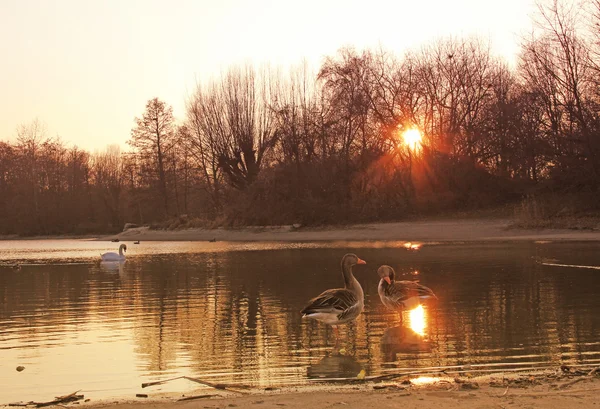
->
1;240;599;403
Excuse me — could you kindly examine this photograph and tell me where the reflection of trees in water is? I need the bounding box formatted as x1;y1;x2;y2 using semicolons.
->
1;244;599;383
126;252;309;385
395;244;600;369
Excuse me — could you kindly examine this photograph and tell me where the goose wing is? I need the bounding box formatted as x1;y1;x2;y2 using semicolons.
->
395;280;437;299
383;280;436;308
301;288;358;316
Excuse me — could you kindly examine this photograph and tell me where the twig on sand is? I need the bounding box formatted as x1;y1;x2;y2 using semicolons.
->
141;375;248;394
501;386;509;396
559;378;587;389
141;376;185;388
177;394;218;401
182;376;248;394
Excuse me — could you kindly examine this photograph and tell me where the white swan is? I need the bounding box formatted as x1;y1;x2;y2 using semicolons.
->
101;244;127;261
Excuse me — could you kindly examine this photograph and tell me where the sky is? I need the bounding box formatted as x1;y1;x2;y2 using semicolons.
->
0;0;537;152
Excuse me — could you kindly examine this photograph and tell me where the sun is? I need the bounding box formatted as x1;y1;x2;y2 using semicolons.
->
402;128;422;151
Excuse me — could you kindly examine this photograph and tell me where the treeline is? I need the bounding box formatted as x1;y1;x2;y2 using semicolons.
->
1;0;600;235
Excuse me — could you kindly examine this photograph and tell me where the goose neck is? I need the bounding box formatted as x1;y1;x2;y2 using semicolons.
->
342;263;362;296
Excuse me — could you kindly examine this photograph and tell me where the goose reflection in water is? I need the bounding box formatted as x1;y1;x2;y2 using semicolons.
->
381;325;431;362
307;354;364;379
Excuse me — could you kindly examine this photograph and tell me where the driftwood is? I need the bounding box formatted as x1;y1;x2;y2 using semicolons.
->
9;391;84;407
36;392;84;408
142;375;185;388
558;377;587;389
177;394;218;401
142;375;248;394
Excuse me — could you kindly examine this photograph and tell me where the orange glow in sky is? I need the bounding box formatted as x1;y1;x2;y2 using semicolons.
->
0;0;536;151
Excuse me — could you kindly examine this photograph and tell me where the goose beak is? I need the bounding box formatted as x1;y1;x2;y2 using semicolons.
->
384;277;391;285
357;258;366;265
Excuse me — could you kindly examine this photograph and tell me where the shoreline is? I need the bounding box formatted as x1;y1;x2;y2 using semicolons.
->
2;218;600;242
97;218;600;242
12;369;598;409
0;217;600;242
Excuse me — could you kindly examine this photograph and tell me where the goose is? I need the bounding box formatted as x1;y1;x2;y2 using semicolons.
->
377;265;436;315
101;244;127;262
301;253;366;348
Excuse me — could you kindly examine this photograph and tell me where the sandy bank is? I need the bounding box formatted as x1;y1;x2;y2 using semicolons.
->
63;372;600;409
102;218;600;242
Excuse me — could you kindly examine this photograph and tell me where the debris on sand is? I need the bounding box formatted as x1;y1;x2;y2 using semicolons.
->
9;391;84;407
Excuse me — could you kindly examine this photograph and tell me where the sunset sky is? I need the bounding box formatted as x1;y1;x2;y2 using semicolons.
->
1;0;536;152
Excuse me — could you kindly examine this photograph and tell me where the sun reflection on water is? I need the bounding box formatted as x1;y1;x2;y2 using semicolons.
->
403;242;422;251
410;376;444;386
409;305;426;336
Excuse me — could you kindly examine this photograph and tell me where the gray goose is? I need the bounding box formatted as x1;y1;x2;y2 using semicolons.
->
377;265;437;316
301;253;366;347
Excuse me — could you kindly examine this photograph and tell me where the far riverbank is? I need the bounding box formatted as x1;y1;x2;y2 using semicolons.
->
98;218;600;242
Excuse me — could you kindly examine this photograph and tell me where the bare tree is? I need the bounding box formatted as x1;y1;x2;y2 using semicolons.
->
521;0;598;174
318;48;375;163
129;98;178;216
16;119;48;228
187;65;278;191
219;66;278;189
93;145;125;228
416;37;495;161
185;87;225;212
0;142;16;232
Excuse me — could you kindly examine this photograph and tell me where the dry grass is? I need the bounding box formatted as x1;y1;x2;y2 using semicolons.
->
149;214;215;230
511;194;600;230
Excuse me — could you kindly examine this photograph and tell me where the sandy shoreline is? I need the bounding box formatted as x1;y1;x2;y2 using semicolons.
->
96;218;600;243
2;218;599;243
18;370;599;409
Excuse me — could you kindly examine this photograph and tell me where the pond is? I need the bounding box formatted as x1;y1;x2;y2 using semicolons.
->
1;240;599;403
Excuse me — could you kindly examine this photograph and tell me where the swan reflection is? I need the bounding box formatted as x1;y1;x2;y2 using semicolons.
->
99;260;126;274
